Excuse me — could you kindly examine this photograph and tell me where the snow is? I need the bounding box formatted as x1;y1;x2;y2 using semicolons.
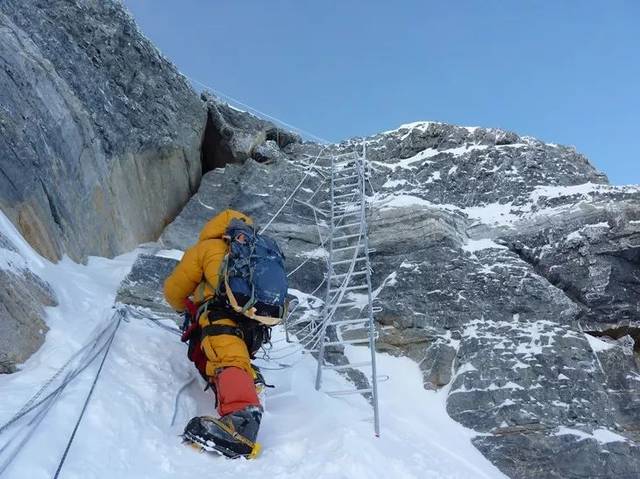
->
566;231;583;241
584;222;610;229
584;334;616;352
556;427;627;444
426;171;441;183
155;249;185;260
464;202;518;225
462;238;508;253
0;231;506;478
381;179;408;189
529;183;605;203
376;142;487;171
385;121;479;137
380;148;440;170
0;211;46;270
379;194;436;209
299;247;329;259
0;246;27;272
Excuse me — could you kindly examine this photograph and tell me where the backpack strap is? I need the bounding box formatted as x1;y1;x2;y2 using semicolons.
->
201;324;245;340
223;270;283;326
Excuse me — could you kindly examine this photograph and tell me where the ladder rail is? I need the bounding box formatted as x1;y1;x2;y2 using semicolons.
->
313;142;381;437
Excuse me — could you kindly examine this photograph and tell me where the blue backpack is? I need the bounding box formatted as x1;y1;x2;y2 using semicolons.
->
221;219;288;325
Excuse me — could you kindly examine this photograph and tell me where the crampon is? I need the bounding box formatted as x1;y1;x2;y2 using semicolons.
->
182;412;262;460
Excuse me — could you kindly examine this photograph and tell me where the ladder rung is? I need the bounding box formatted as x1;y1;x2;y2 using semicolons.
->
331;301;365;309
334;174;360;182
326;388;373;397
333;222;361;230
335;166;359;173
332;243;364;253
323;338;372;347
333;192;358;200
335;166;358;173
333;183;359;191
331;257;368;266
323;361;372;371
331;270;368;279
334;211;362;220
333;233;362;242
331;318;370;326
334;206;362;214
329;284;368;293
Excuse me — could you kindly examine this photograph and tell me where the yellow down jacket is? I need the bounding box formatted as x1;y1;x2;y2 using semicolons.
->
163;209;253;377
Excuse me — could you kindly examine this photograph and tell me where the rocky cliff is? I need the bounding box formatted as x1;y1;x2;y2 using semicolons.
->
0;224;57;373
0;0;205;262
127;110;639;478
0;0;208;371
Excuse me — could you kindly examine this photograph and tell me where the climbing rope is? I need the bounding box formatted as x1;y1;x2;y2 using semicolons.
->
184;75;331;144
0;308;125;476
53;312;122;478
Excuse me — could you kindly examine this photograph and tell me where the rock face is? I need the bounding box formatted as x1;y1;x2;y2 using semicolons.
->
0;0;206;262
200;92;300;171
0;230;57;373
0;0;208;373
154;113;640;478
116;252;180;319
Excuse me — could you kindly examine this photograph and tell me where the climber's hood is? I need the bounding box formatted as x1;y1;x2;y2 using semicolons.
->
199;209;253;241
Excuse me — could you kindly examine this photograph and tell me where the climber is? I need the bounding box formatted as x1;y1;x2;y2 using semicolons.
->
163;209;288;459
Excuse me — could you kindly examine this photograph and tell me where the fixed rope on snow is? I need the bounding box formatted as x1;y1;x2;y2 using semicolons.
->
0;308;125;476
53;311;123;478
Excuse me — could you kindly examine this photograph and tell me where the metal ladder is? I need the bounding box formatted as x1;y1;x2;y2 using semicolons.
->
314;143;380;436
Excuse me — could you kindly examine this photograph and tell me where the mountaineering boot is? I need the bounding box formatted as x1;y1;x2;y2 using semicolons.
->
183;406;263;459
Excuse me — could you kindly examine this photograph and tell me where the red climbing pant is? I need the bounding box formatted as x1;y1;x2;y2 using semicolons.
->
214;366;260;416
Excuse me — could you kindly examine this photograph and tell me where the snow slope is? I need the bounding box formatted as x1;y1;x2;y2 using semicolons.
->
0;230;506;478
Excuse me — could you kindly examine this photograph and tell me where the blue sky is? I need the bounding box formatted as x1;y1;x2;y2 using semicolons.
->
123;0;639;185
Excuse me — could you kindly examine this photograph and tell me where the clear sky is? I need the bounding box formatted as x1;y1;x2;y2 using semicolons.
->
123;0;639;185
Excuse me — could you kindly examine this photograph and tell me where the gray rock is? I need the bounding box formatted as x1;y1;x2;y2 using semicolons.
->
115;253;179;319
201;92;300;170
473;432;640;479
504;192;640;329
0;0;206;262
0;232;57;373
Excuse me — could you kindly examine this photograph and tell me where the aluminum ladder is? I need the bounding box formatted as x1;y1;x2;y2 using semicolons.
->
314;144;380;436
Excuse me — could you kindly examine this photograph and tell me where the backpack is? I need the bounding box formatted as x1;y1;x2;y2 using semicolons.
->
220;218;288;325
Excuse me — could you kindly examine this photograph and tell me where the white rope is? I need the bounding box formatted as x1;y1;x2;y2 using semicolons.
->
183;74;331;144
259;146;328;234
